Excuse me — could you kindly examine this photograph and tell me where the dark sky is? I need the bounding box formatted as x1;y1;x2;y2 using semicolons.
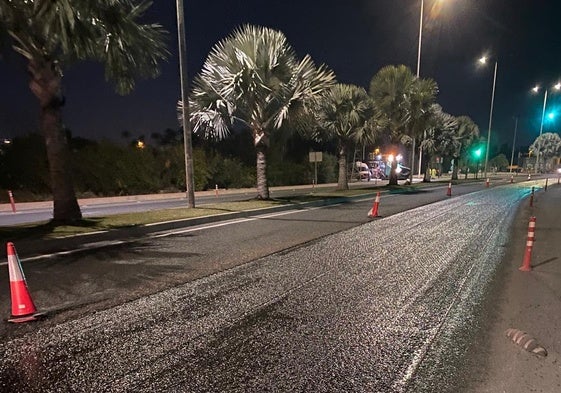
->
1;0;561;150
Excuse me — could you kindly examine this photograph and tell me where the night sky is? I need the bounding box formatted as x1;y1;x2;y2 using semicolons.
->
1;0;561;150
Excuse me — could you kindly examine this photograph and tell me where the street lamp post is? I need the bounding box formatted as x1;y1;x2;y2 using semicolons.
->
417;0;424;79
479;56;498;180
532;83;561;173
535;88;548;174
416;0;446;180
510;117;518;173
411;0;424;182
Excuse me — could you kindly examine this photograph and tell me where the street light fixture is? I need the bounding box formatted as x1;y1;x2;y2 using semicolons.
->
531;82;561;173
478;55;498;180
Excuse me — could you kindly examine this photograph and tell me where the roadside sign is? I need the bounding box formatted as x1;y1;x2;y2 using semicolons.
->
309;151;323;163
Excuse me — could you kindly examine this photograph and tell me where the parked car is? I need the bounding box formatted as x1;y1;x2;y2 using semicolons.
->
355;161;372;180
395;164;411;180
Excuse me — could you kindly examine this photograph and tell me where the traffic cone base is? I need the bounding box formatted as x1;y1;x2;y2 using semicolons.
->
8;312;45;323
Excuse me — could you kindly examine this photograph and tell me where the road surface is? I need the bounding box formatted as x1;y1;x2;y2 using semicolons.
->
0;183;532;392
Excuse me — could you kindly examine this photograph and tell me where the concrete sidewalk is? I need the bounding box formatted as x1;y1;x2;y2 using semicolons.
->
467;182;561;392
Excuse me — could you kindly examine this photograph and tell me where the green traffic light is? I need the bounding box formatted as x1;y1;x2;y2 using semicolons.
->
474;148;482;158
547;112;556;120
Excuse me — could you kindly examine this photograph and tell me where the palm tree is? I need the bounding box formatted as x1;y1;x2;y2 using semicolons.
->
452;116;479;180
0;0;168;222
369;65;437;185
408;77;438;181
531;132;561;172
419;104;457;181
314;84;378;190
185;24;335;199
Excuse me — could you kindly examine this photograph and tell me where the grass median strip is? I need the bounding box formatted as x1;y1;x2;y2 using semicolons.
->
0;184;423;243
0;200;291;242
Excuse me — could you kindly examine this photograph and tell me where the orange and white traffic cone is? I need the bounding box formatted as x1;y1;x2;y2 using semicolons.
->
6;242;44;323
446;182;452;197
368;192;381;218
519;217;536;272
486;178;490;188
510;175;514;184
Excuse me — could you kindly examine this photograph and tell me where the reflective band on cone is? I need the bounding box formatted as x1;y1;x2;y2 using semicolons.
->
6;242;44;323
447;182;452;197
368;192;381;218
519;217;536;272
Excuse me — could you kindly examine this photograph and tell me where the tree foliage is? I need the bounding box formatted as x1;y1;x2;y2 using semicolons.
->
314;83;379;190
185;24;335;199
0;0;168;222
369;65;438;184
530;132;561;171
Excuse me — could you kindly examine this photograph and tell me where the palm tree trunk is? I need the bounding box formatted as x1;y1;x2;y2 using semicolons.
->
423;153;432;182
255;145;269;199
29;60;82;223
337;147;348;190
452;157;459;180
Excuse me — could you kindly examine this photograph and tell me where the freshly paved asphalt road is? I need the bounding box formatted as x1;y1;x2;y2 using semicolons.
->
1;179;551;392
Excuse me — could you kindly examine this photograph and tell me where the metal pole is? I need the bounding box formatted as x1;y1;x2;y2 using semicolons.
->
535;90;548;174
484;61;498;180
417;0;424;79
314;158;318;186
414;0;424;180
176;0;195;207
510;117;518;173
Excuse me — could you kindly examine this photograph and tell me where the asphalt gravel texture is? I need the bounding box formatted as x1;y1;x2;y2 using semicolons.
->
0;184;531;392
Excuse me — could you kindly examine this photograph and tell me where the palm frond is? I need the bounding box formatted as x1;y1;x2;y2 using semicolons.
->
188;24;334;142
0;0;169;93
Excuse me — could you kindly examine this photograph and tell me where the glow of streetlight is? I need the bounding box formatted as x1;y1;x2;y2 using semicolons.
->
479;56;487;64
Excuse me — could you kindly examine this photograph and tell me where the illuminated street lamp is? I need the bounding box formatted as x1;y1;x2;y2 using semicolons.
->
478;55;498;180
532;82;561;173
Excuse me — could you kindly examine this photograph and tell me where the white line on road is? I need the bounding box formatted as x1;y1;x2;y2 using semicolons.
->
3;204;343;264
